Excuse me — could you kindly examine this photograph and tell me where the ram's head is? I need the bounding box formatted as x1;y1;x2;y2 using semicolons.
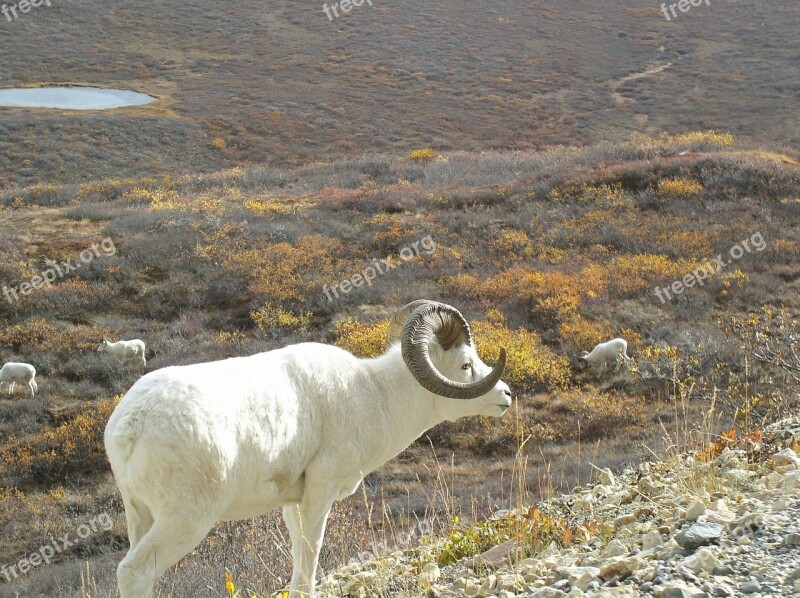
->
387;300;512;415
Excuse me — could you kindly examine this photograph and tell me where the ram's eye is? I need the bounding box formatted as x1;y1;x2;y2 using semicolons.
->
461;362;472;370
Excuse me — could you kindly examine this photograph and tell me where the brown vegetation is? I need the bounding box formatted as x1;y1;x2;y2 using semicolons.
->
0;135;798;595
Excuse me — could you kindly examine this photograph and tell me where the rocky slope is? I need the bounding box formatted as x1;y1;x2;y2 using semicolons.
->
317;416;800;597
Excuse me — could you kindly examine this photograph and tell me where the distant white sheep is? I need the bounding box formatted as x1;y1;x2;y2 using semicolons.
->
98;339;147;366
0;362;37;398
578;338;631;374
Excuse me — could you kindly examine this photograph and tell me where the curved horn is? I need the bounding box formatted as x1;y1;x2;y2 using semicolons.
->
400;303;505;400
386;300;439;347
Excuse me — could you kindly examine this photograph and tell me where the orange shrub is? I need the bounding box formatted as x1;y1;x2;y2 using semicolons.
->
479;267;544;302
225;235;349;304
0;396;121;486
438;273;481;298
559;317;614;353
0;318;113;356
472;310;570;390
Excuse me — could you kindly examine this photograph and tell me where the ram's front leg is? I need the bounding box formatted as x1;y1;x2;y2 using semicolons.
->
283;486;335;598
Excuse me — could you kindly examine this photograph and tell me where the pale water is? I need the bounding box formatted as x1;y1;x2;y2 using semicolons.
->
0;87;155;110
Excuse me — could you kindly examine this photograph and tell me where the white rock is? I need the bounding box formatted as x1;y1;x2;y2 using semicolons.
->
598;555;644;580
596;467;616;486
763;471;784;489
478;574;498;595
642;529;664;551
602;539;628;558
771;447;800;467
342;570;378;594
419;563;440;589
685;499;706;521
784;470;800;489
682;547;723;573
725;468;756;483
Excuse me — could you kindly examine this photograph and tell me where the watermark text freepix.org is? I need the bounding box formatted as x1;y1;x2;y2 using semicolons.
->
1;512;113;581
654;231;765;303
323;235;435;302
2;0;51;22
323;0;372;21
3;237;116;305
661;0;710;21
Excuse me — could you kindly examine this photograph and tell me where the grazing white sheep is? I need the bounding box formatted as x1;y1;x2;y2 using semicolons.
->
98;339;147;366
0;362;37;398
105;300;510;598
578;338;631;373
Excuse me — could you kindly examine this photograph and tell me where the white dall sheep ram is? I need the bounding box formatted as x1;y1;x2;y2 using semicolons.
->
578;338;631;373
0;362;37;398
98;339;147;366
105;300;510;598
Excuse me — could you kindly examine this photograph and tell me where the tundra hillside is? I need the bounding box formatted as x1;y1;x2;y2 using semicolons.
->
0;133;799;596
1;0;798;188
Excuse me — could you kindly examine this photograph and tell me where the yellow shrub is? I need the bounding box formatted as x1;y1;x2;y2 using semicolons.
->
121;187;180;210
407;148;438;161
479;267;545;302
659;130;734;147
608;254;701;295
26;183;62;203
147;189;180;211
366;214;428;251
494;229;533;257
658;178;704;198
528;241;569;264
549;182;625;206
654;230;714;256
612;329;639;352
472;311;570;390
250;303;311;335
216;330;250;345
333;319;390;358
244;199;293;214
719;269;749;297
121;187;154;204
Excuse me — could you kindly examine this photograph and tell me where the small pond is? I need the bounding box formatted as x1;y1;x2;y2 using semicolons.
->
0;87;155;110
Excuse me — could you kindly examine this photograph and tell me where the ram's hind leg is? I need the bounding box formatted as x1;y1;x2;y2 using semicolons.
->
117;513;214;598
122;495;154;548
